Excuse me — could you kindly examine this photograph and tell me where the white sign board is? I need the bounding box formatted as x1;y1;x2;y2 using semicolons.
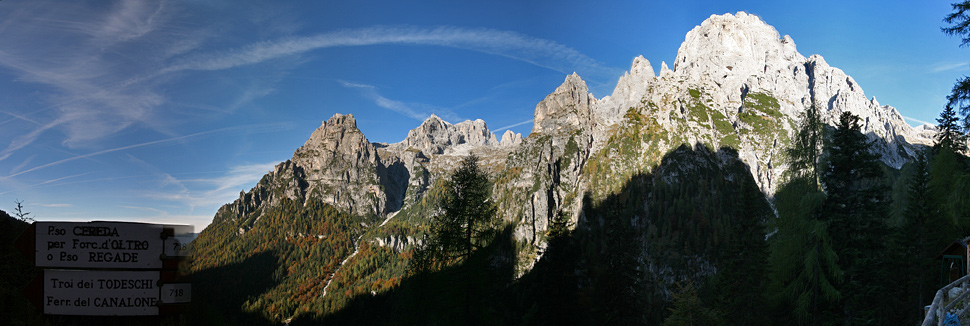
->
43;270;160;316
162;225;194;258
35;222;164;269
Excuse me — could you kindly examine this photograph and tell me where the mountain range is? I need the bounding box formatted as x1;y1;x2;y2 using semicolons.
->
189;12;937;323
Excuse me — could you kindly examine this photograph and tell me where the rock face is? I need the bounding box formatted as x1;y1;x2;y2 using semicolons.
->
500;130;523;146
671;12;927;168
403;114;498;156
598;55;656;125
532;73;597;134
290;113;393;217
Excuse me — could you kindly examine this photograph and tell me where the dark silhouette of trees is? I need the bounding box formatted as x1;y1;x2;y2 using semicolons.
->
411;154;497;325
770;117;841;326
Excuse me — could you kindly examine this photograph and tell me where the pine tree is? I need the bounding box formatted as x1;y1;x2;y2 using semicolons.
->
821;112;890;326
937;104;965;151
410;154;496;325
663;281;722;326
785;103;824;183
889;151;935;324
13;199;32;223
942;1;970;142
412;154;497;272
768;176;841;326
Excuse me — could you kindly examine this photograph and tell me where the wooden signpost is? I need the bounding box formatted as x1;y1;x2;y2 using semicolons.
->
17;221;193;318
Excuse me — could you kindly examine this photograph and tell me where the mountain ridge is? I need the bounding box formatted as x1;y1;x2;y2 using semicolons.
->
192;11;937;321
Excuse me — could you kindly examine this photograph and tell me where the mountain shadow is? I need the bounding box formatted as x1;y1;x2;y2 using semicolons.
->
293;143;771;326
293;224;518;326
189;250;281;325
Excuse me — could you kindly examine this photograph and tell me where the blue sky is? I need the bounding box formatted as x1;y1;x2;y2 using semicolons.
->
0;0;966;231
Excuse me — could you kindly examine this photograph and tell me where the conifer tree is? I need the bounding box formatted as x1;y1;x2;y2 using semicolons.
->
937;104;965;151
942;1;970;140
889;151;935;324
821;112;890;326
410;154;496;325
412;154;497;273
785;103;824;184
663;282;722;326
769;177;841;326
769;109;841;326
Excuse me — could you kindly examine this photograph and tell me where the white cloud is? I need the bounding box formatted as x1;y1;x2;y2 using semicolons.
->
902;115;934;126
143;161;277;210
164;25;619;79
932;61;969;73
1;122;290;180
339;81;429;120
0;0;181;155
493;119;534;133
41;203;73;208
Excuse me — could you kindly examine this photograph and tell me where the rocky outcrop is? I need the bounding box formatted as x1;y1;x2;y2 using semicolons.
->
598;55;656;125
290;113;388;217
674;12;805;105
500;130;523;146
373;235;422;253
532;73;597;134
403;114;498;156
214;159;308;230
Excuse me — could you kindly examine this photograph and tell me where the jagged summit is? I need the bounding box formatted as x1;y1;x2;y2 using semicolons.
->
500;129;523;147
532;72;596;134
674;12;803;102
296;113;373;166
599;55;657;126
402;114;499;156
667;12;929;165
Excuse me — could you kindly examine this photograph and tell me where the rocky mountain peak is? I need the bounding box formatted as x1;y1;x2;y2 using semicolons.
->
323;112;358;129
454;119;498;148
532;72;596;134
674;12;803;96
296;113;372;161
403;114;498;156
599;55;657;125
500;129;523;146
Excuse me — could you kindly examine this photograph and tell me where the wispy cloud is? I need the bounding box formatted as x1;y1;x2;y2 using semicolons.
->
120;205;168;214
41;203;73;208
143;161;277;210
932;61;969;73
339;81;428;120
493;119;533;133
164;25;619;79
903;115;934;126
0;2;616;193
0;123;290;180
338;80;465;122
30;172;93;188
0;0;184;155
